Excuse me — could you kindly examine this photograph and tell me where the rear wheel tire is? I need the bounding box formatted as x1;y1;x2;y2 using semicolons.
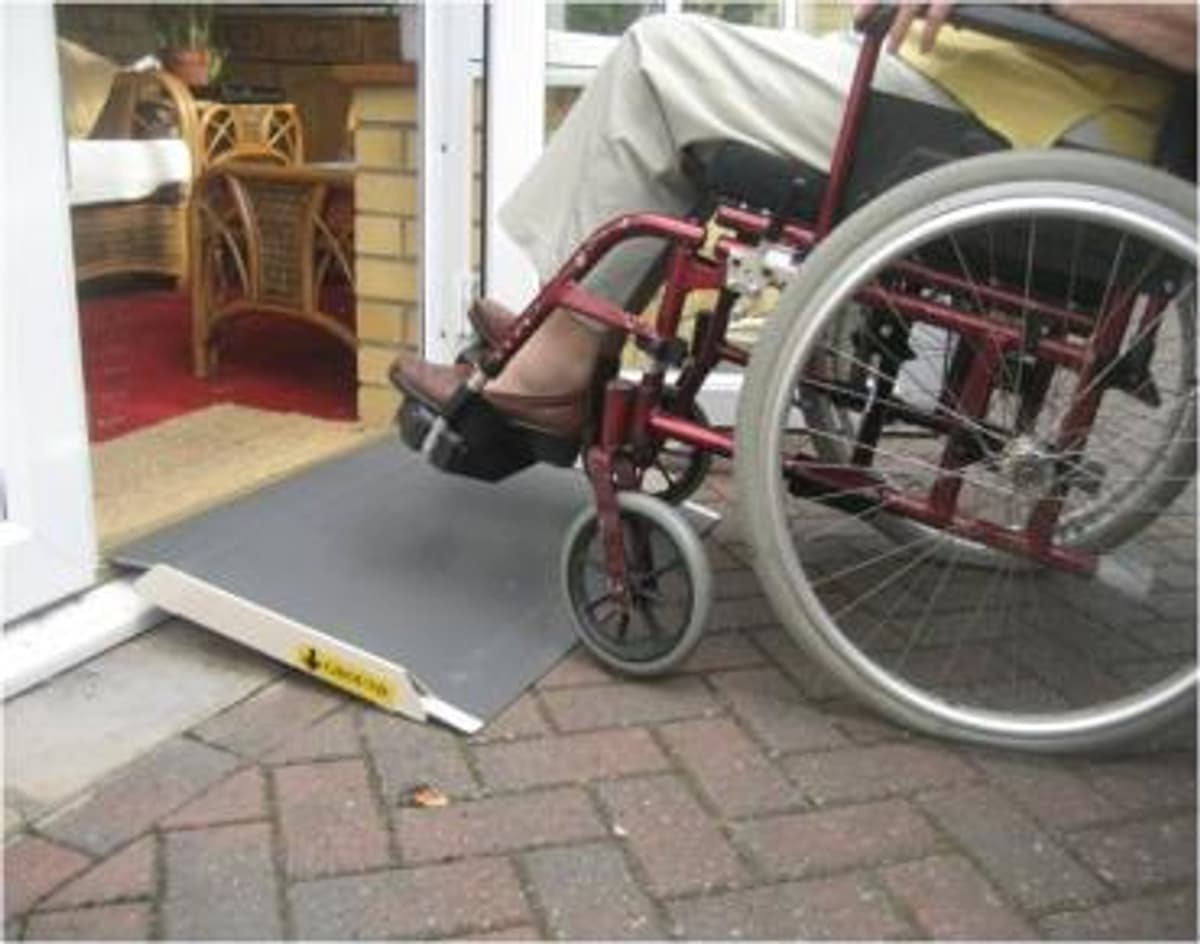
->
736;151;1197;752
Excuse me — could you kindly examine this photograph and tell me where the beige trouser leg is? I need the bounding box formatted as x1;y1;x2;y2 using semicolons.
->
493;14;958;394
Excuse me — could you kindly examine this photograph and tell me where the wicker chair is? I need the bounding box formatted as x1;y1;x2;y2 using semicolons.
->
71;70;305;287
71;69;199;285
189;162;355;377
198;101;305;168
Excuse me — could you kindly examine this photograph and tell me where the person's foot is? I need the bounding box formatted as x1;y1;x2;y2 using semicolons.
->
389;350;587;440
468;298;518;347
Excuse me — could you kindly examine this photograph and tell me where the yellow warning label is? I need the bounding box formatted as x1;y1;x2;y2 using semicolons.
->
295;645;395;708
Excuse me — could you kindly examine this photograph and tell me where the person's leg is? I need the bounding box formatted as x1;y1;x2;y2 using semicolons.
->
487;308;604;396
500;14;958;294
397;14;961;427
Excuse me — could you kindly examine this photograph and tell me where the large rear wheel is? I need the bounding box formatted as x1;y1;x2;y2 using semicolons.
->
736;151;1197;752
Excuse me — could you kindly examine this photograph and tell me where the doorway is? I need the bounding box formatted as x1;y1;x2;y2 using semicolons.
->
52;3;433;550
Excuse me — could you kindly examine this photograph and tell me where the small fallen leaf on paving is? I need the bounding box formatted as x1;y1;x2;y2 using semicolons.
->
402;784;450;808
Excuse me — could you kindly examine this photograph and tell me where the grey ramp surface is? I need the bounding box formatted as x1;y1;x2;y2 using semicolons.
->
116;440;591;723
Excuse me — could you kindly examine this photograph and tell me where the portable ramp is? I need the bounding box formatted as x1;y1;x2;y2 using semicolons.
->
114;440;589;733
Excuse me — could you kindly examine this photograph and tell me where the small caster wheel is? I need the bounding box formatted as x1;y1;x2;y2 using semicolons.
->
641;393;713;505
561;491;712;676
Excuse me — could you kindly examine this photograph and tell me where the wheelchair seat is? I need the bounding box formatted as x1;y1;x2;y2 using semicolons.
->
684;90;1007;224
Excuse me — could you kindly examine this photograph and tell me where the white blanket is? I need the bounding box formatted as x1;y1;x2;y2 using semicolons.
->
68;139;192;207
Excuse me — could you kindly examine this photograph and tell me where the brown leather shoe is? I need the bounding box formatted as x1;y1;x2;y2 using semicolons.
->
468;298;518;346
390;350;586;440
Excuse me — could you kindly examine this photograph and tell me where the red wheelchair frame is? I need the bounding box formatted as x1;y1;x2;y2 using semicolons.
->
402;6;1197;750
476;19;1124;586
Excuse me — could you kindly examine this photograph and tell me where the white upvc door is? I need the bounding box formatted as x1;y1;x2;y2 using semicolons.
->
2;2;99;622
418;1;485;363
483;0;545;312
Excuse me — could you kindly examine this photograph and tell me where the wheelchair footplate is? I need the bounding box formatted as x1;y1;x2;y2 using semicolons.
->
398;385;579;483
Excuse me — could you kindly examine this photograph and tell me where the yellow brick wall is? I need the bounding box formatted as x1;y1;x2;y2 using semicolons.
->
351;83;420;427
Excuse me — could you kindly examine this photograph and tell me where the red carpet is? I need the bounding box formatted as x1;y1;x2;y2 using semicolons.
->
80;288;357;442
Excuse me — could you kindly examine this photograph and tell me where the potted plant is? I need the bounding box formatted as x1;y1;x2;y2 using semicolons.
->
150;3;223;88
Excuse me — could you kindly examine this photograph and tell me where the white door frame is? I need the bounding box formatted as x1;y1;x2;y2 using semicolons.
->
482;0;545;312
2;2;99;622
419;1;484;363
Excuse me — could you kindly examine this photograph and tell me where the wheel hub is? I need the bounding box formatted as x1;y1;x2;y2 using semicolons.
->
998;435;1057;495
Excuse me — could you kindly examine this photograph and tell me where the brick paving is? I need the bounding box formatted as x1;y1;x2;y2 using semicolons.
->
4;471;1196;940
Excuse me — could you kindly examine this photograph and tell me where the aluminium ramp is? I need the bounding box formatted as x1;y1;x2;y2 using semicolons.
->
115;440;589;733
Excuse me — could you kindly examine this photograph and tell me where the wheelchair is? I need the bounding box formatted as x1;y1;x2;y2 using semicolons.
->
400;6;1198;752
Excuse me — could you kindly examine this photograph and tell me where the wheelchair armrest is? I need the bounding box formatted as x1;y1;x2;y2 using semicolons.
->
859;3;1181;77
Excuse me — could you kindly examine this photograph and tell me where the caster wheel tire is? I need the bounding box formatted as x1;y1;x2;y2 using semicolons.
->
561;491;712;676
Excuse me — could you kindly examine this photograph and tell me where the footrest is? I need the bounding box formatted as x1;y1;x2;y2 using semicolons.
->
397;393;579;483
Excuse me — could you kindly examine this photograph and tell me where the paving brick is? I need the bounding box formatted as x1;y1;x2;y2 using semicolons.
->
472;694;549;743
469;924;542;939
708;595;780;632
536;649;618;688
23;903;151;940
191;677;344;758
784;742;977;805
1067;814;1196;892
274;759;391;879
540;676;719;732
752;628;850;701
40;836;154;910
821;700;912;744
667;873;911;939
289;858;529;939
919;785;1105;911
264;706;361;764
734;799;938;879
3;836;91;917
361;711;478;801
704;540;747;573
523;842;663;940
678;631;766;672
596;775;748;897
162;822;282;940
473;729;668;790
1040;890;1198;940
712;567;768;601
397;786;605;864
659;718;799;817
160;767;267;829
6;803;28;839
967;751;1120;830
711;667;847;753
1084;753;1198;813
40;738;238;856
881;854;1035;939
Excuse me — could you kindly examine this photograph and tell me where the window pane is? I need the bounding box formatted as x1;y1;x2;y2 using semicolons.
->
547;2;664;35
682;1;780;28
